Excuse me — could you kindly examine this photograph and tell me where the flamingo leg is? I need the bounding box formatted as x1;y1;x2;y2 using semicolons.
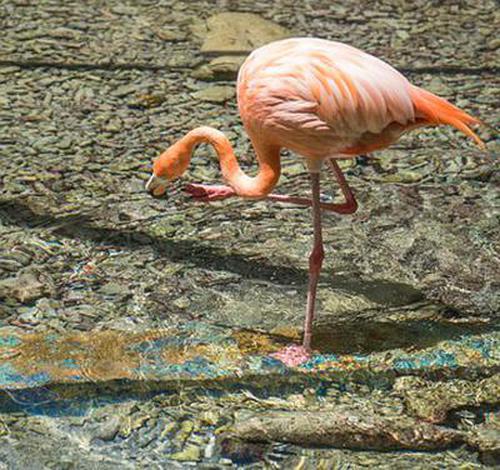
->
269;170;329;365
184;183;236;201
303;171;324;350
184;159;358;214
264;161;359;365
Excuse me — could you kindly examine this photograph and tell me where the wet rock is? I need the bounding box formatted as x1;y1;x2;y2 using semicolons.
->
193;86;235;103
0;272;47;304
99;282;131;298
168;445;201;462
427;76;451;96
172;296;190;309
230;410;465;450
394;375;500;423
199;410;219;426
92;416;122;442
177;420;194;444
198;13;290;55
470;418;500;466
35;297;59;317
192;56;246;81
103;117;122;133
395;29;410;41
154;29;187;42
166;53;197;68
111;84;137;98
219;438;268;465
129;93;166;108
57;136;72;149
0;249;32;272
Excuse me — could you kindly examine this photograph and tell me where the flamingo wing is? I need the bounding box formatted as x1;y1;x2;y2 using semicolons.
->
238;39;417;153
307;43;416;135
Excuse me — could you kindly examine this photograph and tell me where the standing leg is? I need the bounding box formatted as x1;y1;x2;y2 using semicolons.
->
303;172;324;350
270;172;325;366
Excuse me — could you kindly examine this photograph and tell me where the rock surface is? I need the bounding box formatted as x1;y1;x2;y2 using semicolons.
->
197;12;290;54
192;55;247;81
193;85;236;103
230;409;466;450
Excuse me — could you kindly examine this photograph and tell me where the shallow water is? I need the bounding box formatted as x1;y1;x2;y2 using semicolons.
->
0;0;499;468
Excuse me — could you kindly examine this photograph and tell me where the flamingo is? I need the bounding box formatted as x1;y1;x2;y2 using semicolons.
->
146;38;484;364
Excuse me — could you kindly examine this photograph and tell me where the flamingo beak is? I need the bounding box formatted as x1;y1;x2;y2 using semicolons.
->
145;174;168;197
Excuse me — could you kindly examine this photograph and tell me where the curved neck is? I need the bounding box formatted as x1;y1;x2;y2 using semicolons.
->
181;126;281;199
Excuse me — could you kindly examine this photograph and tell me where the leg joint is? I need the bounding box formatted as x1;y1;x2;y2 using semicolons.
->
345;196;358;214
309;244;325;268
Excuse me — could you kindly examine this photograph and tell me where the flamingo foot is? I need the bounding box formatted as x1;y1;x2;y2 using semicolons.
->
270;344;312;367
184;183;236;202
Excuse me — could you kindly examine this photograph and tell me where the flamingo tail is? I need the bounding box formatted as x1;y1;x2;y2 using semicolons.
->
410;85;485;149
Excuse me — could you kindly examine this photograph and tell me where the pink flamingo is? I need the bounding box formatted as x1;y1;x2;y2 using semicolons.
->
146;38;483;363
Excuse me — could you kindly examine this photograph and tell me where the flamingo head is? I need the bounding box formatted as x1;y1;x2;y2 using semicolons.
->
146;141;191;197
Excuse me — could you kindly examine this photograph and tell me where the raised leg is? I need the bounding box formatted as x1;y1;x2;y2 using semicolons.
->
266;160;357;213
325;159;358;213
184;183;236;201
184;159;357;214
303;172;324;350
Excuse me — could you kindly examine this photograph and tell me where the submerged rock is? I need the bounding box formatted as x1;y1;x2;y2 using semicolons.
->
168;445;201;462
198;13;290;55
230;409;465;450
193;86;235;103
192;56;246;81
394;375;500;423
0;271;48;304
91;416;122;442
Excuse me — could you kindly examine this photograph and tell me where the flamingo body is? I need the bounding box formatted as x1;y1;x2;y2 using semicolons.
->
237;37;482;168
238;38;416;163
146;37;484;361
